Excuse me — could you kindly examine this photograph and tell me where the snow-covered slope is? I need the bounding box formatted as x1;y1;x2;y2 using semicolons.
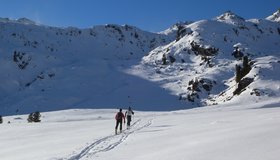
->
1;10;280;115
1;101;280;160
0;19;178;115
128;10;280;108
1;11;280;160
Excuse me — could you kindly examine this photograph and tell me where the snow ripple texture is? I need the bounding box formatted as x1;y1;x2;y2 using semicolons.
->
56;118;152;160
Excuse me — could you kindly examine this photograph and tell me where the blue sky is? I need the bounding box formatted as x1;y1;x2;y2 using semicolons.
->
0;0;279;32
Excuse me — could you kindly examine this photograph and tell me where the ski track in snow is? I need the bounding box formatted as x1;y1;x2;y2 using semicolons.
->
54;118;152;160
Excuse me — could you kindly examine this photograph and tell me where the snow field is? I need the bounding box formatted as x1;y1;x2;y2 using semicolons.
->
1;103;280;160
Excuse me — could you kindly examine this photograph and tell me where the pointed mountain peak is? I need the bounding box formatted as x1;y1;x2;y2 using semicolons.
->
216;11;245;25
16;18;36;25
160;21;193;36
266;9;280;22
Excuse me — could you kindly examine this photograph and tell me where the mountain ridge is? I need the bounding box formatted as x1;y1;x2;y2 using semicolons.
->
0;10;280;115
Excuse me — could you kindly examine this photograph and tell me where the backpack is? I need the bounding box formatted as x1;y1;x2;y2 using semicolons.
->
126;110;134;116
116;112;123;120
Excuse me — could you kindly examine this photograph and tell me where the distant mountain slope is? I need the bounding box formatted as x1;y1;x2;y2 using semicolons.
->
128;10;280;107
0;10;280;115
0;20;178;115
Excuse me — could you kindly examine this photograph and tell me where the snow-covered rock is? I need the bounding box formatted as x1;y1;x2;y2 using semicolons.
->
266;9;280;22
216;11;245;26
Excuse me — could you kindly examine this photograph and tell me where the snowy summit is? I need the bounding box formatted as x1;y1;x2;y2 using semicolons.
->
266;9;280;22
216;11;245;25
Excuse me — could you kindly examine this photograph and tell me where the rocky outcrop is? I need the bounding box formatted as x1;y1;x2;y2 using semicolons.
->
233;77;254;95
190;41;219;56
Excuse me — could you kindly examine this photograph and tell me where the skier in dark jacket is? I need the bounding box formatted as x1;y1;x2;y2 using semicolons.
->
125;107;134;128
115;108;125;134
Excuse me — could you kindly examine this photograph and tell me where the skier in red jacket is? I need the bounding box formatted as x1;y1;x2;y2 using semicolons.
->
115;108;125;134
